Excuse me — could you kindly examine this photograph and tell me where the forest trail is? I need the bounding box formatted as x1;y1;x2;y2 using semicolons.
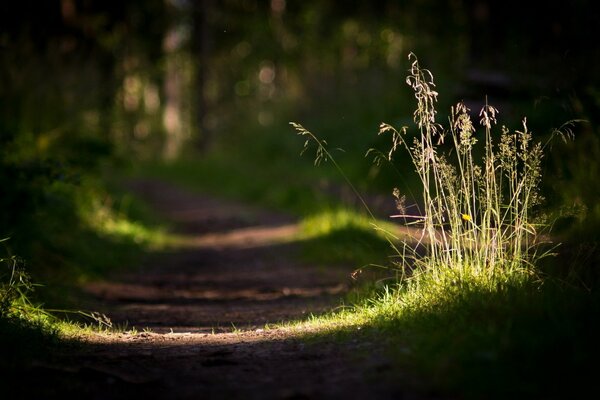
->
18;179;417;399
84;178;349;334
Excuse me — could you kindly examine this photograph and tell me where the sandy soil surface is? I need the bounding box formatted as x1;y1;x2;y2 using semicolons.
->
9;179;435;399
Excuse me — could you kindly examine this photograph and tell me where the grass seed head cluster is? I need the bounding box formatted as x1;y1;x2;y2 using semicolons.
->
383;54;551;293
293;53;564;310
379;54;564;303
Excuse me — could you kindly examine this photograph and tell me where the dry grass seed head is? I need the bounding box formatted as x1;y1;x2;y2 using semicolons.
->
479;104;499;129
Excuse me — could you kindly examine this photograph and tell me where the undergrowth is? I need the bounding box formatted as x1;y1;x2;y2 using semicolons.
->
0;175;174;373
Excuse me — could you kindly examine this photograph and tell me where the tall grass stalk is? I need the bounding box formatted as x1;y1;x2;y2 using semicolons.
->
293;53;570;293
381;53;557;290
290;122;376;221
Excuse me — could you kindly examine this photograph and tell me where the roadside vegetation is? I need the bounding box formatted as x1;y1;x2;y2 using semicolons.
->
0;164;171;370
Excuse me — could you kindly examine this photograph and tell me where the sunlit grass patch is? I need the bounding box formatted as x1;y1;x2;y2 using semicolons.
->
298;208;397;266
285;268;599;398
0;251;119;371
301;208;395;238
287;258;533;336
80;191;172;250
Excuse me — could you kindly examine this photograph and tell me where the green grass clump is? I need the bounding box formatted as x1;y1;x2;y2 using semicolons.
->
0;249;53;327
1;251;60;369
381;53;566;284
300;208;395;266
78;183;171;251
293;53;567;287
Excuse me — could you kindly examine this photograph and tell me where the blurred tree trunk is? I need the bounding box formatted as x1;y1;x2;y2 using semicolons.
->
162;47;182;160
192;0;213;153
162;1;184;161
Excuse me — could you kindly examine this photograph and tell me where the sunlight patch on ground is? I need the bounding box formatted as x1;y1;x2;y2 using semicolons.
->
177;223;300;250
169;211;428;252
72;326;305;347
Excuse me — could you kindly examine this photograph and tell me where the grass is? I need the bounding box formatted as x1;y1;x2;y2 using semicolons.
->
290;276;599;399
0;251;104;372
299;208;396;266
287;53;599;398
79;180;172;252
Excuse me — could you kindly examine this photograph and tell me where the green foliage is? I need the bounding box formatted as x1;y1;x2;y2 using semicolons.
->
0;250;36;320
300;209;394;266
381;53;564;283
298;275;600;399
0;247;59;365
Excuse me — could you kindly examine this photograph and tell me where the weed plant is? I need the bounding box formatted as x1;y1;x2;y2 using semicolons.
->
1;247;58;370
294;53;571;294
383;53;563;294
0;248;43;322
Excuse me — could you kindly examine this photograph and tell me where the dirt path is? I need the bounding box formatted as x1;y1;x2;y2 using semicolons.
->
83;179;352;334
16;179;423;399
